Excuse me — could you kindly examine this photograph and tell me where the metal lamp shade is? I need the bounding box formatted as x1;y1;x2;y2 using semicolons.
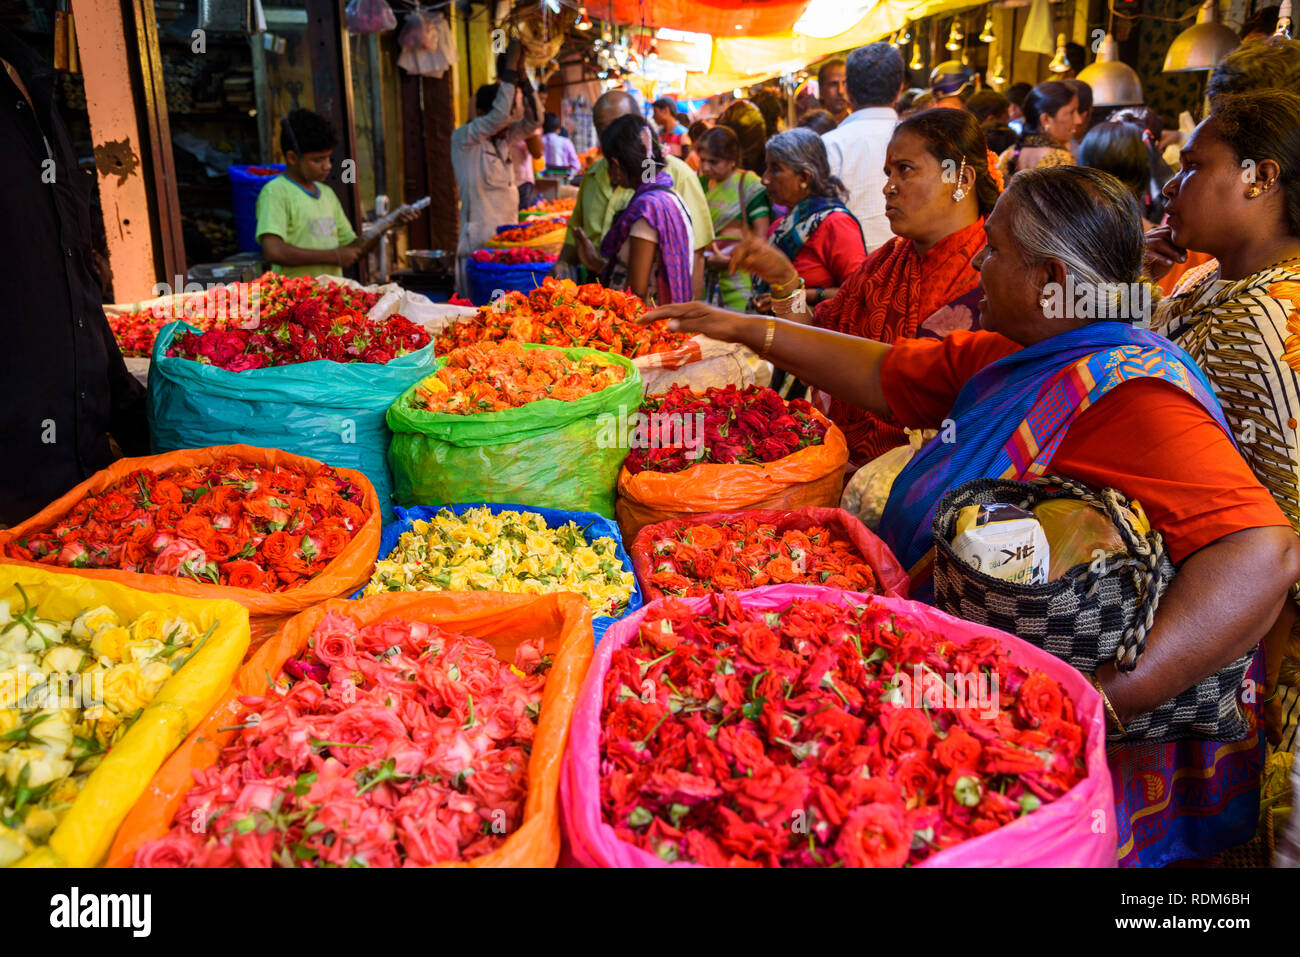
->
1078;35;1143;106
1164;0;1240;72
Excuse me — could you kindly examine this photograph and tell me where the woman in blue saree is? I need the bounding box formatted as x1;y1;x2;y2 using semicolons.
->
641;166;1300;866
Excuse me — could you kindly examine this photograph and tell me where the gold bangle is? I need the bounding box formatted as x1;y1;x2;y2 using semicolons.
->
1088;672;1125;735
760;318;776;358
770;274;803;301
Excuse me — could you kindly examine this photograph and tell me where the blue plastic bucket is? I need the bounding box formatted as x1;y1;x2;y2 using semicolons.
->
464;256;555;306
229;164;286;252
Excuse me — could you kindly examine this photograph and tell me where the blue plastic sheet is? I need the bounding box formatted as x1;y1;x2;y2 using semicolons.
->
353;502;644;644
148;321;436;522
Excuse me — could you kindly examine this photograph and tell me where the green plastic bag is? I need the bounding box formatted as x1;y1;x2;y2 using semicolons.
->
386;344;643;518
149;321;436;521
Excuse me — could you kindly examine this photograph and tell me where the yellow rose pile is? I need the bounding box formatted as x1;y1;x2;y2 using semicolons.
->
364;506;635;618
0;588;211;865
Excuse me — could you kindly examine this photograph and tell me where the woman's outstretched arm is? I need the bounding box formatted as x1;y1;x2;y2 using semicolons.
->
641;301;893;418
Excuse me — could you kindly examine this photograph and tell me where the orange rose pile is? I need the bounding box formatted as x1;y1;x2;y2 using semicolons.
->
3;457;370;592
643;517;882;597
522;196;576;217
491;218;567;243
408;341;626;414
434;278;688;358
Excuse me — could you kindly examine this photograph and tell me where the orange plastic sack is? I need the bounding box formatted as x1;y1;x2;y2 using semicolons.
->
614;413;849;542
106;590;592;868
0;444;381;647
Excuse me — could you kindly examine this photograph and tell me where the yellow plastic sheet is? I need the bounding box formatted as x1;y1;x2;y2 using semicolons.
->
1;567;250;868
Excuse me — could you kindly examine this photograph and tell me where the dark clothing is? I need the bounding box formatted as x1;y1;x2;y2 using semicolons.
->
0;29;149;525
981;121;1018;156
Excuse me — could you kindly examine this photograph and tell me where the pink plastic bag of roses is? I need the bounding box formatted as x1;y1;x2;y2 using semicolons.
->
560;584;1117;868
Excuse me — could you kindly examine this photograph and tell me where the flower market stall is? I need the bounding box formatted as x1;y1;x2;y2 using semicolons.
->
1;272;1130;870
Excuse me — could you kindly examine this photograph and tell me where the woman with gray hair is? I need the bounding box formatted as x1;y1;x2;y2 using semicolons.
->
642;164;1300;866
754;127;867;312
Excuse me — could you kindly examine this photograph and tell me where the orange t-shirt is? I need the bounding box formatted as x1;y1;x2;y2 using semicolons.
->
1156;249;1215;298
879;330;1289;563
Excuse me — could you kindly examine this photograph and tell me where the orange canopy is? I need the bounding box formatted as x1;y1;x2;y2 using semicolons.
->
597;0;810;37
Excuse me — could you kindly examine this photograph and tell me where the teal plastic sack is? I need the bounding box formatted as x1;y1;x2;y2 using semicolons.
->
149;321;436;522
354;502;643;642
386;344;642;519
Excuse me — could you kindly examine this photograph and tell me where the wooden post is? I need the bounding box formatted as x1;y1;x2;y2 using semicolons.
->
305;0;363;276
71;0;173;299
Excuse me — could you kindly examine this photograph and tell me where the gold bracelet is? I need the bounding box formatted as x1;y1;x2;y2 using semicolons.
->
770;275;804;301
1087;672;1125;735
760;318;776;358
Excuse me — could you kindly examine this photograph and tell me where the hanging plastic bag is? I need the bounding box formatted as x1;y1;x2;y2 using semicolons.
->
560;584;1117;868
397;6;451;77
149;320;436;521
2;567;250;868
345;0;397;34
106;590;592;868
387;345;642;518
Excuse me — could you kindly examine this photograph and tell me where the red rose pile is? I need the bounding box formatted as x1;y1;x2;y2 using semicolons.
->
623;385;829;475
599;594;1087;867
166;301;429;371
470;248;555;265
644;517;881;597
109;272;384;357
134;611;546;867
4;457;370;592
253;273;381;319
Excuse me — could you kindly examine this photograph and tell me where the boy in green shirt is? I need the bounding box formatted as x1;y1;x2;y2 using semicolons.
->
256;109;415;278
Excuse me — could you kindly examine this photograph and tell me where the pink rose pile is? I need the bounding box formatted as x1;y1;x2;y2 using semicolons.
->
134;611;546;867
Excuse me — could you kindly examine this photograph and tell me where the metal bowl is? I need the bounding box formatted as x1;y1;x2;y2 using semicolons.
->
405;249;455;276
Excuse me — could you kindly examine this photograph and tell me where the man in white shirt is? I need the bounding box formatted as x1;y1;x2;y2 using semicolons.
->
821;42;906;253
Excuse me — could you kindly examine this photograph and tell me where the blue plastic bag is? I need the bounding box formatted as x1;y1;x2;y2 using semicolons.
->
354;502;643;643
148;321;436;522
465;256;555;306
